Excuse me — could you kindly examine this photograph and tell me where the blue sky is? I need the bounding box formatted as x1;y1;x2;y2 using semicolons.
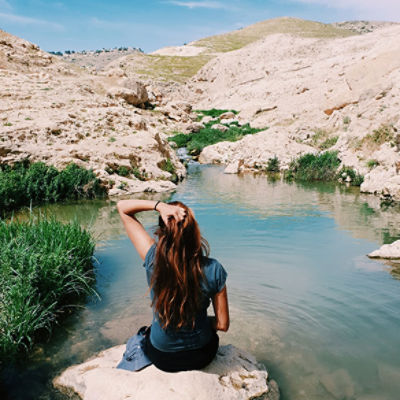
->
0;0;399;52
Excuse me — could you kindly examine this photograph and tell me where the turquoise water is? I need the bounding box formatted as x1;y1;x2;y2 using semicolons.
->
2;164;400;399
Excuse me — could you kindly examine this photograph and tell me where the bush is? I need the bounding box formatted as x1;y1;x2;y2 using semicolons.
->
159;158;178;183
0;161;106;215
366;159;379;169
287;151;341;181
339;166;364;186
195;108;239;119
168;123;265;156
266;156;280;172
0;218;96;357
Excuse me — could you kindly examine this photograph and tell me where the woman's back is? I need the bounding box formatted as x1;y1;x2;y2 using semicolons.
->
143;243;227;352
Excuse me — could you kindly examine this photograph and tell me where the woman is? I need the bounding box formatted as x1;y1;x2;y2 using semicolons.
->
117;199;229;372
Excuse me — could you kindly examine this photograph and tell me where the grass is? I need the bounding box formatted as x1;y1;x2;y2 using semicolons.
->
354;124;396;152
0;218;96;358
311;129;338;150
366;159;379;169
193;17;356;53
287;151;341;181
0;161;106;215
286;151;364;186
168;121;265;156
320;136;339;150
159;158;178;183
266;156;280;172
120;53;212;83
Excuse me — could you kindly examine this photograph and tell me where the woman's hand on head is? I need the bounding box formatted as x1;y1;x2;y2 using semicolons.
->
157;202;186;226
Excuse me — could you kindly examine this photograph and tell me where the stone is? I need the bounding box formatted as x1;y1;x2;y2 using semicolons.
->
109;80;148;107
368;240;400;259
224;160;243;174
53;344;279;400
219;111;236;120
185;122;205;133
211;123;229;132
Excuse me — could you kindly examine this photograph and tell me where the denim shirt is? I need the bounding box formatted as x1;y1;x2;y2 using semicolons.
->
143;243;227;352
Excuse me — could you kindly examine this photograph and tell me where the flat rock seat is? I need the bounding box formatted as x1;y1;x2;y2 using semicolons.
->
53;344;280;400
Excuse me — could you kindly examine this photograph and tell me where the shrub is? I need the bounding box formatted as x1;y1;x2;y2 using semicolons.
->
266;156;280;172
366;159;379;169
168;123;265;156
287;151;341;181
116;166;131;177
338;167;364;186
0;161;106;215
159;158;178;183
195;108;239;119
0;218;96;357
320;136;339;150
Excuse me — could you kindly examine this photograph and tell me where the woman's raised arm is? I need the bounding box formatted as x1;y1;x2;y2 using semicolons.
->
117;200;186;260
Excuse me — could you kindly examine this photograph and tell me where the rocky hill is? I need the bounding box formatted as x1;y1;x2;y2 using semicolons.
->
0;29;192;196
176;23;400;202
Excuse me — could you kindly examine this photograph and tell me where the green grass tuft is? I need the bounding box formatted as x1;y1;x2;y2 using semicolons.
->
0;218;97;358
0;161;106;215
287;151;341;181
266;156;280;172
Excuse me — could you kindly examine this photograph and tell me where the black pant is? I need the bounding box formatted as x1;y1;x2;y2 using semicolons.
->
145;331;219;372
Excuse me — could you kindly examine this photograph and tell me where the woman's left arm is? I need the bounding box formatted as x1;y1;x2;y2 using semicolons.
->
117;200;185;260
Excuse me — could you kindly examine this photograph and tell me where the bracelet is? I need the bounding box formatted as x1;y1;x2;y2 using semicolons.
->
154;200;161;211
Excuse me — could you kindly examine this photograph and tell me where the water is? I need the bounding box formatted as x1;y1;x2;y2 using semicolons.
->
2;165;400;400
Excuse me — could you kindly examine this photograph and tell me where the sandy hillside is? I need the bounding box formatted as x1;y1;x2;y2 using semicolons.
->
0;29;196;195
176;25;400;201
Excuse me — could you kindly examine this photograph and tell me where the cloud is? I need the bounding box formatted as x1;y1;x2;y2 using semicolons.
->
0;12;64;30
0;0;12;11
167;1;230;10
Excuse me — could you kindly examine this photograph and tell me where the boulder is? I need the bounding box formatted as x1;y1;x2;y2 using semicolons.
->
211;123;229;132
219;111;236;120
109;80;148;106
53;344;279;400
368;240;400;260
185;122;205;133
224;160;243;174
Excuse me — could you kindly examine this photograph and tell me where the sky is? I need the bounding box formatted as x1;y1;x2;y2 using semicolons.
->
0;0;399;52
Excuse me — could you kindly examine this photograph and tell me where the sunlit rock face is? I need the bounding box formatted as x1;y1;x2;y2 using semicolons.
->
53;344;280;400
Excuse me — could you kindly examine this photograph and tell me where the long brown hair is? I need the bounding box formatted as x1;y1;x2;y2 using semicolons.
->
151;201;209;330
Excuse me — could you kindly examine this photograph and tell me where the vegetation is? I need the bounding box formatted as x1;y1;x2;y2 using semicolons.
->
125;53;213;83
266;156;280;172
159;158;178;183
320;136;339;150
0;218;96;357
354;124;397;152
366;159;379;169
286;151;364;186
193;17;356;53
196;109;239;119
338;166;364;186
0;161;106;215
287;151;341;181
168;121;265;156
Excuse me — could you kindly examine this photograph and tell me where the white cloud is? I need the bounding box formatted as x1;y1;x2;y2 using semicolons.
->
293;0;400;20
0;12;64;30
0;0;12;11
167;1;229;9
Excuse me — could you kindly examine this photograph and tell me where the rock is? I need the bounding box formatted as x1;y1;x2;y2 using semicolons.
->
185;122;205;133
109;80;148;107
368;240;400;259
224;160;243;174
202;116;214;124
211;123;229;132
361;167;400;202
53;344;279;400
219;111;236;120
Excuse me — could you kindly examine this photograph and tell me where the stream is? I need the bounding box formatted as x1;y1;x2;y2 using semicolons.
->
1;164;400;400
